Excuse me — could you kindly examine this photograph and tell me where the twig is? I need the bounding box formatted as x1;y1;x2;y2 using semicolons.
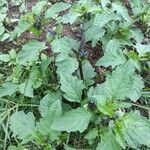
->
44;26;56;36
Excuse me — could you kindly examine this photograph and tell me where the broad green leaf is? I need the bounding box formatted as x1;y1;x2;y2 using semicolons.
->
90;61;144;102
37;92;62;138
96;40;126;68
18;40;47;65
7;145;27;150
85;128;98;145
39;57;51;77
11;64;22;82
85;26;105;47
56;56;79;75
36;117;60;140
89;5;102;13
101;0;110;9
108;61;143;101
81;60;96;86
36;119;61;140
51;108;92;133
19;79;34;97
51;37;71;60
129;0;144;15
115;113;150;149
60;74;85;103
0;82;18;97
0;14;6;22
109;65;144;101
39;92;62;118
131;28;144;43
94;11;118;27
93;95;132;117
29;67;43;89
32;1;47;15
135;43;150;56
62;12;81;24
112;3;131;21
45;2;71;18
127;74;144;101
0;54;10;62
54;37;79;59
94;95;117;117
0;26;5;35
9;49;17;60
10;111;35;141
10;19;30;39
0;33;10;41
96;131;121;150
51;37;70;53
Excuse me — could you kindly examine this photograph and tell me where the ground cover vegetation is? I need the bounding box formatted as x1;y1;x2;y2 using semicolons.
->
0;0;150;149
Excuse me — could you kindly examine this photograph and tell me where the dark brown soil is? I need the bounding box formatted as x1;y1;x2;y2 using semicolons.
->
26;0;37;10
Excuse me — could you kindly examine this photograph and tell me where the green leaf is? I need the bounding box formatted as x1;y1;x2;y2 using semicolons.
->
93;95;132;117
0;26;5;36
51;108;92;133
0;54;10;62
90;61;144;102
10;19;30;39
94;11;118;27
32;1;47;15
85;128;98;145
101;0;110;9
129;0;144;16
7;145;27;150
37;92;62;138
85;26;105;47
51;37;78;56
131;28;144;43
39;57;51;77
62;12;81;24
0;14;6;22
112;3;131;21
81;60;96;86
36;117;60;140
39;92;62;118
19;79;34;97
135;43;150;56
10;111;35;141
94;96;117;117
96;131;121;150
0;82;18;97
45;2;71;18
115;113;150;149
18;40;47;65
56;56;79;75
1;33;10;41
96;40;126;68
29;66;43;89
60;74;85;103
51;37;79;62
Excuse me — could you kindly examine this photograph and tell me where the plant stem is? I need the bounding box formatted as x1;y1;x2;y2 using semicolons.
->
77;26;86;101
78;28;85;81
131;103;150;111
